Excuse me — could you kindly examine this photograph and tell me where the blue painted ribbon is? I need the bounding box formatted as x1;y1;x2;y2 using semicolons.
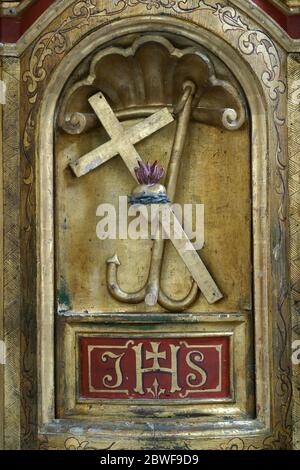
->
128;191;170;205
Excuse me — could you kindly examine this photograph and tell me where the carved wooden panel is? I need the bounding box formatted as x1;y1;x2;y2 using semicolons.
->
0;0;295;451
54;34;253;425
288;53;300;450
55;35;251;315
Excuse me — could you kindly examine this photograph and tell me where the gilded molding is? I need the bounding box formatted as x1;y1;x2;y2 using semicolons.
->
17;0;291;449
1;57;21;450
0;56;3;451
23;1;287;104
288;53;300;450
0;0;293;449
0;2;300;54
39;435;115;450
0;0;297;55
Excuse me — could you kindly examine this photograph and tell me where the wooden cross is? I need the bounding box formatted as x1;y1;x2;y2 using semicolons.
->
70;92;174;178
160;205;222;303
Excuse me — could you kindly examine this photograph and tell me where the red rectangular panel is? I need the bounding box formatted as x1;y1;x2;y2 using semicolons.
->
80;336;230;400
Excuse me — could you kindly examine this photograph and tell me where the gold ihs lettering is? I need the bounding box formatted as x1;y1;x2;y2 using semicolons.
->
101;351;125;388
133;342;181;395
186;351;207;388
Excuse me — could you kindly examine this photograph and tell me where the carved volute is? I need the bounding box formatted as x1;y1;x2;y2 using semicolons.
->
58;35;246;135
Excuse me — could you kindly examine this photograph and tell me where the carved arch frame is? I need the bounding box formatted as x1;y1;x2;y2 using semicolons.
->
13;1;291;450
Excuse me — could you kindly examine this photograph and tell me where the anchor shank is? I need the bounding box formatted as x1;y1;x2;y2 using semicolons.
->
144;233;166;306
106;254;146;304
165;81;195;201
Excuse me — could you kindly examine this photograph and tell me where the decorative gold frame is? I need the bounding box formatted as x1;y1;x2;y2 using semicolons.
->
1;0;299;450
56;317;247;419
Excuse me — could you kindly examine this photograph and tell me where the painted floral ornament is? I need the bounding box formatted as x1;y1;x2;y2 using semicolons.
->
129;160;170;205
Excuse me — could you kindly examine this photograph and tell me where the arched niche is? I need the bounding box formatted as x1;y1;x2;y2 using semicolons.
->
55;33;249;315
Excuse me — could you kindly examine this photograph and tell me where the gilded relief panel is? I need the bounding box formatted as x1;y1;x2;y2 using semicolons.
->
55;35;251;315
9;0;290;450
53;32;254;423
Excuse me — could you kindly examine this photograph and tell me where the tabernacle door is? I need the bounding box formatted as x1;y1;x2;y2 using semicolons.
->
55;33;253;431
26;2;290;450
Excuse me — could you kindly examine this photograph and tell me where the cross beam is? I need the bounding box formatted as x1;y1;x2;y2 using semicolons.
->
138;205;223;304
70;92;174;179
160;205;222;303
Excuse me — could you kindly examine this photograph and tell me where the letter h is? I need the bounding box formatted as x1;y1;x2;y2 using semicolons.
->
133;342;181;395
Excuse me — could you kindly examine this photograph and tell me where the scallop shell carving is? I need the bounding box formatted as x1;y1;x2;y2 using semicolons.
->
58;35;246;134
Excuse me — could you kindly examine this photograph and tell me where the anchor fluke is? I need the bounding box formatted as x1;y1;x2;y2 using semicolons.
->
158;281;199;312
106;253;146;304
106;253;121;266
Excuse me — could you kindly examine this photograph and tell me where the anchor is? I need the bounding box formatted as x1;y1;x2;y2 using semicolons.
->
107;81;219;310
70;84;223;311
145;81;202;310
